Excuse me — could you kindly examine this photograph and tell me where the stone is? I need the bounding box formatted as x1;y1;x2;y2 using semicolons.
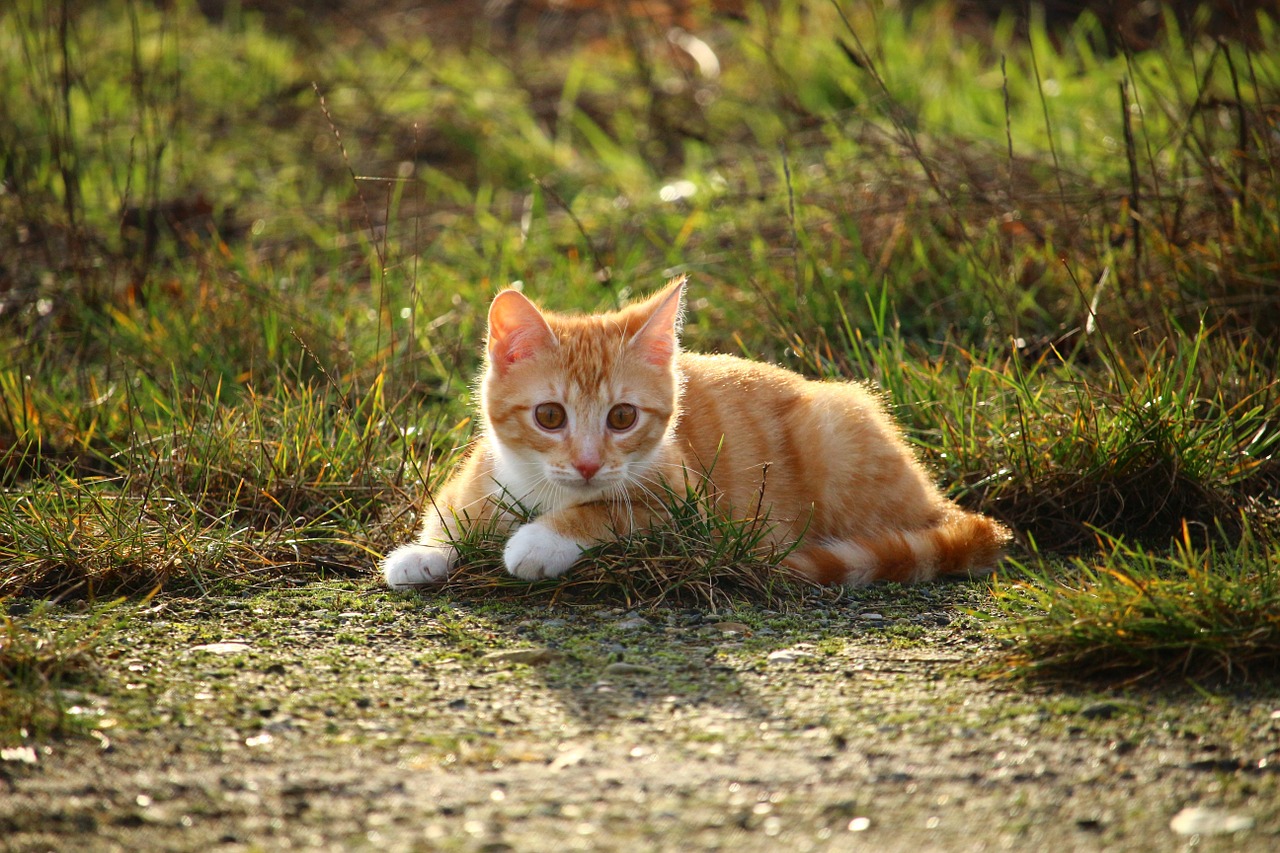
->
189;641;251;655
481;648;564;666
1169;807;1254;836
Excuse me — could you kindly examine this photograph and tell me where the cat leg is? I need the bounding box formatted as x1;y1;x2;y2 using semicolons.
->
503;524;582;580
503;503;617;581
382;446;515;587
382;510;461;587
382;542;456;587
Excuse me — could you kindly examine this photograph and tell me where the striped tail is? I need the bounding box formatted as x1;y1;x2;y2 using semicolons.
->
783;511;1012;586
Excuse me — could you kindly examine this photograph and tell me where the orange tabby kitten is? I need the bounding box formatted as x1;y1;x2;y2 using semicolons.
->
382;277;1010;587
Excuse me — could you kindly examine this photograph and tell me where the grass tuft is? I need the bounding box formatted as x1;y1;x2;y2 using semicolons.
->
429;479;825;610
988;524;1280;684
0;600;124;744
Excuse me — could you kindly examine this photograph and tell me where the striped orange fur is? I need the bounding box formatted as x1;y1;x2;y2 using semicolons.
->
381;277;1011;587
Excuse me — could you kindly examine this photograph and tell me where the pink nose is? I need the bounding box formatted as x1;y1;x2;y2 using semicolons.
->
574;460;601;481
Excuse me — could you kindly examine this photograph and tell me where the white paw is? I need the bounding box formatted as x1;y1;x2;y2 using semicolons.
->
382;543;457;588
503;523;583;580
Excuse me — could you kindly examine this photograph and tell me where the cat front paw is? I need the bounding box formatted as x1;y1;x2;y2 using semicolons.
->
382;543;457;588
503;523;583;580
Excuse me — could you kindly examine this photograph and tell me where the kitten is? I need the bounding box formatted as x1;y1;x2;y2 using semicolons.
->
382;277;1010;587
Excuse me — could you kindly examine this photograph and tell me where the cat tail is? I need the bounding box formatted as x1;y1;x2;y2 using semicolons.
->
783;510;1012;586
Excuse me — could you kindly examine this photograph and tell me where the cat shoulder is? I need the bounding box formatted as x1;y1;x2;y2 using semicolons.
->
678;350;889;414
677;350;817;390
679;350;793;380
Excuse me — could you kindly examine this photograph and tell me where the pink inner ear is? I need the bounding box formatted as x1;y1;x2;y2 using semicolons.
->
488;290;556;370
631;278;685;366
638;338;673;365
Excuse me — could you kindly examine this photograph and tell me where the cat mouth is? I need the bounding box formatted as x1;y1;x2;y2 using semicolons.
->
553;473;616;491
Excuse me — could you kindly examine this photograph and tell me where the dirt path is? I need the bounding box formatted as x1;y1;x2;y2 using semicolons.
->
3;581;1276;851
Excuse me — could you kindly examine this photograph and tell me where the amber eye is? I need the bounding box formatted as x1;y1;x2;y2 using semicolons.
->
534;402;566;431
606;403;637;432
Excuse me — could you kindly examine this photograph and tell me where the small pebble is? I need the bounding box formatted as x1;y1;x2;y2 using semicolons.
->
1170;807;1254;836
482;648;564;666
602;662;656;676
1;746;38;765
1080;702;1121;720
767;648;814;664
189;642;251;655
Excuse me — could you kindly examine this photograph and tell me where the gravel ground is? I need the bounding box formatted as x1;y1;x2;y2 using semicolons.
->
3;581;1277;851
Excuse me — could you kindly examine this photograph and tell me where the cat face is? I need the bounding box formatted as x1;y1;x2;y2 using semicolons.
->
480;280;685;511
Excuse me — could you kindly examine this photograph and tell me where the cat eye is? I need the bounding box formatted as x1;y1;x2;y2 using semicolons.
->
607;403;638;432
534;402;567;431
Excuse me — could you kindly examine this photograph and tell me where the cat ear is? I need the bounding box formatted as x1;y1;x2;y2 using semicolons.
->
487;289;557;371
629;275;686;366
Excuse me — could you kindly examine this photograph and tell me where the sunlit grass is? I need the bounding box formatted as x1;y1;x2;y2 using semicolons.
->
1;372;428;598
989;526;1280;684
0;600;130;745
0;0;1278;702
425;476;819;611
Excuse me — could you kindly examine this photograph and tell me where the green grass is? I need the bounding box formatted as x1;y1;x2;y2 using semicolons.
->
0;599;131;745
434;473;817;610
2;0;1279;741
989;525;1280;684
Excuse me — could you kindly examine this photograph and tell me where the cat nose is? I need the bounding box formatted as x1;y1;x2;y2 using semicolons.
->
573;460;601;481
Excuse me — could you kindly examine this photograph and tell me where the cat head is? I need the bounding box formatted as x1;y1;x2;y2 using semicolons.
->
480;277;686;509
